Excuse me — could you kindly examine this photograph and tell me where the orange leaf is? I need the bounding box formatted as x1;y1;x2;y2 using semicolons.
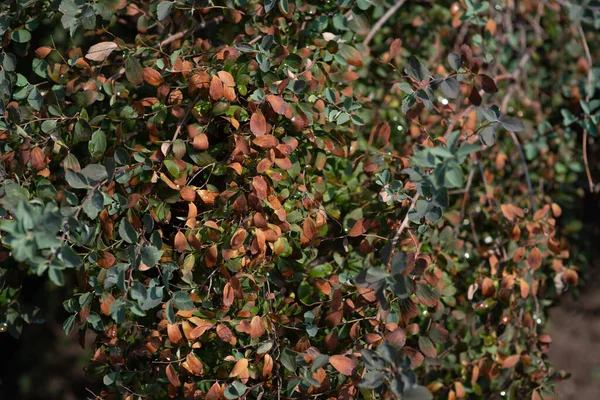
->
167;324;183;344
502;354;520;369
210;76;223;101
253;135;279;148
329;355;357;376
30;147;46;170
216;323;236;344
250;316;265;339
217;71;235;87
302;218;317;241
174;231;187;252
166;364;181;387
193;133;209;150
527;247;542;270
348;218;369;237
180;186;196;202
262;354;273;377
266;94;288;115
97;252;116;269
186;353;204;376
34;46;53;59
142;68;163;86
229;358;249;383
205;382;223;400
250;111;267;136
230;228;247;250
223;282;234;307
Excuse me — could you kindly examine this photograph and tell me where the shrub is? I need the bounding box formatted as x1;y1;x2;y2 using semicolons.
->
0;1;597;399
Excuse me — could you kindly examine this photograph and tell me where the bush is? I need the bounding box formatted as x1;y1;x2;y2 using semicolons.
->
0;1;597;399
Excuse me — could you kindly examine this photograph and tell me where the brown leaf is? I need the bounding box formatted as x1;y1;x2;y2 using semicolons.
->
527;247;542;270
216;324;235;344
250;111;267;136
165;364;181;387
167;324;183;344
478;74;498;93
34;46;53;59
302;218;317;241
210;76;223;101
348;218;369;237
229;358;249;383
186;353;204;376
143;68;164;86
192;133;209;150
502;354;520;369
206;382;223;400
217;71;235;87
85;41;119;62
180;186;196;202
329;355;357;376
481;277;495;297
99;209;114;240
386;328;406;348
468;85;482;106
252;176;268;200
262;354;273;377
97;252;116;269
30;147;46;170
100;292;115;316
266;94;288;115
206;244;218;267
390;38;402;59
230;229;247;250
223;282;234;307
253;135;279;148
250;316;265;339
174;231;187;252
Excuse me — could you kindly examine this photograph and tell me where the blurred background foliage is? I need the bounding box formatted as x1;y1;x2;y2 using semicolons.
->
0;0;599;399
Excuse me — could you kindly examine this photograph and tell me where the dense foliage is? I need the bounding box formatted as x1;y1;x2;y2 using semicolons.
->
1;0;598;399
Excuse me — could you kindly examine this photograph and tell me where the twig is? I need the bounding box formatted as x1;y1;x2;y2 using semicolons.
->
578;24;595;193
457;165;476;232
509;130;536;212
362;0;407;48
164;92;203;154
387;193;419;268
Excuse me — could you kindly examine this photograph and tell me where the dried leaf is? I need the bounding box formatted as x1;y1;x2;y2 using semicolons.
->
165;363;181;387
85;41;119;62
250;111;267;136
329;355;357;376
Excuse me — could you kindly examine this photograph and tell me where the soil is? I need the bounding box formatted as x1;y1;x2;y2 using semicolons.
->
548;272;600;399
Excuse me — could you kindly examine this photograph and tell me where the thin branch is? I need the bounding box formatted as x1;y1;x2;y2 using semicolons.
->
457;164;476;232
578;24;595;193
387;193;419;268
509;130;536;212
362;0;407;48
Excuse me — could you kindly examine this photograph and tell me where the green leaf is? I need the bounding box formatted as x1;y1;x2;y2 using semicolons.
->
406;56;430;82
80;164;107;182
87;312;103;330
403;385;433;400
440;77;459;98
63;314;77;335
65;170;89;189
165;299;175;324
12;30;32;43
89;130;107;158
141;245;162;267
59;246;82;268
448;53;462;70
499;117;525;132
173;291;195;310
27;87;43;111
224;381;247;399
281;347;297;372
109;298;126;323
119;219;138;244
125;57;144;86
479;124;497;146
157;1;174;21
